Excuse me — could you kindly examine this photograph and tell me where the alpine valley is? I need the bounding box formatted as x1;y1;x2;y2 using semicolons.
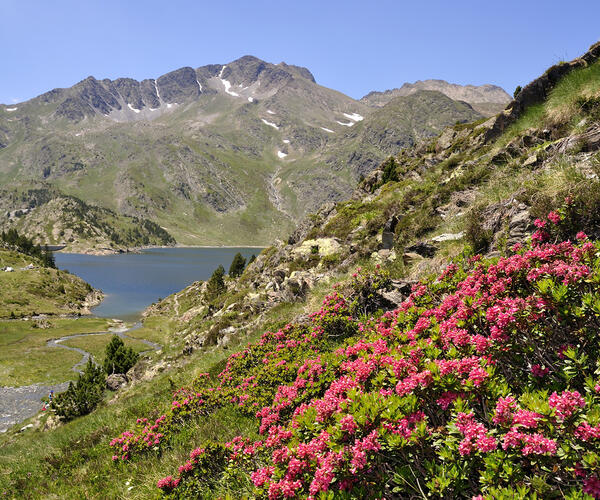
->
6;36;600;500
0;56;508;251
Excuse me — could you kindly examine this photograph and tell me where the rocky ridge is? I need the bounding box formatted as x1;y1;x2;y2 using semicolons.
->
361;78;511;116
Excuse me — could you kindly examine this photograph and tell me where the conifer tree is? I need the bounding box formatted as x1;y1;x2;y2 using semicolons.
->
206;265;226;299
51;358;105;420
103;335;139;375
228;252;246;278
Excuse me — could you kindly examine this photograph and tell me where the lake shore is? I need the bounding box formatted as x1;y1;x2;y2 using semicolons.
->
56;244;266;256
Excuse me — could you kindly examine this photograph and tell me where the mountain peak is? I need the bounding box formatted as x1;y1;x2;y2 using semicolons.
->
362;79;511;116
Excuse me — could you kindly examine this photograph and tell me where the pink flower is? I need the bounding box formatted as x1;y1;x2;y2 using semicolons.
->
512;410;542;429
467;366;489;387
251;466;275;487
583;475;600;499
493;396;517;425
340;415;358;434
476;435;497;452
576;231;588;241
534;218;547;228
547;211;561;224
530;364;550;378
157;476;180;491
548;390;585;420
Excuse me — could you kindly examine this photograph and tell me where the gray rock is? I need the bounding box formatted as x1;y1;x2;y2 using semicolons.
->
106;374;128;391
381;215;400;250
431;232;464;242
406;242;437;258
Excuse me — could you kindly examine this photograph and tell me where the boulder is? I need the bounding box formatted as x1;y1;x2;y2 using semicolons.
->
431;232;464;243
381;215;400;250
557;124;600;154
106;373;128;391
292;238;341;258
406;242;437;258
272;268;287;284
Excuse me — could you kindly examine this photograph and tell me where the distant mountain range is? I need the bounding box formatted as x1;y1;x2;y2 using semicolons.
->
361;79;511;116
0;56;509;250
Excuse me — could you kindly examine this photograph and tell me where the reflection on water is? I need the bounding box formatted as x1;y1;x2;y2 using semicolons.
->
55;247;261;321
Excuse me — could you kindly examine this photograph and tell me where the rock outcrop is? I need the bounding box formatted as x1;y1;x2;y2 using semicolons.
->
486;41;600;141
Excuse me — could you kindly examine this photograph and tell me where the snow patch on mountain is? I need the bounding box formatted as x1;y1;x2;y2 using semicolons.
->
219;66;240;97
336;120;354;127
343;112;363;122
277;151;288;158
262;119;279;130
127;104;141;113
320;127;334;133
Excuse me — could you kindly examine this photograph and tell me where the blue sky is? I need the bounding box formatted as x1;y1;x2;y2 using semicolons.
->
1;0;599;104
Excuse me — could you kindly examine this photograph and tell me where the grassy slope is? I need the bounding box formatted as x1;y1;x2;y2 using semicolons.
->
0;249;95;318
0;318;111;386
61;334;152;365
0;292;327;498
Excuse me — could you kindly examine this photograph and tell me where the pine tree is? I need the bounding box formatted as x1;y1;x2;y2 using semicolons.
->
103;335;139;375
248;254;256;266
51;358;105;420
228;252;247;278
381;157;399;184
206;265;226;299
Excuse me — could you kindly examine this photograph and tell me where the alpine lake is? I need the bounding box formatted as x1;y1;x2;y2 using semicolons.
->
54;247;262;321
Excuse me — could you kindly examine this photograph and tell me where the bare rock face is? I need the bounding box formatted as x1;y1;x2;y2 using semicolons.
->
106;374;128;391
478;199;534;253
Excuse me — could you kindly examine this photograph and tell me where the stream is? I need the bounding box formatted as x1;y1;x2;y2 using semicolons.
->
46;322;161;374
0;323;161;433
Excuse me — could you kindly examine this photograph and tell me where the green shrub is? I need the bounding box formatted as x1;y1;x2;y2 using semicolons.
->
51;359;105;421
465;206;493;253
513;85;522;98
103;335;139;375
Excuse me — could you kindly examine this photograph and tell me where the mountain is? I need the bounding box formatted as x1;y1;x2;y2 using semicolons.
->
361;78;511;116
0;56;490;250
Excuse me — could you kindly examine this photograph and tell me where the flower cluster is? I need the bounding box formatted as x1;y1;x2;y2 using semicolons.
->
111;210;600;499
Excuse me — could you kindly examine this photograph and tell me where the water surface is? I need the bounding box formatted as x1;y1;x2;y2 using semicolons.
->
55;247;261;321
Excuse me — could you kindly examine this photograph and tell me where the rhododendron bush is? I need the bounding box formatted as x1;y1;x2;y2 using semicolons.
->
111;208;600;499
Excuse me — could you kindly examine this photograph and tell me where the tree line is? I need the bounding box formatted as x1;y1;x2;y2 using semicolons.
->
1;228;55;268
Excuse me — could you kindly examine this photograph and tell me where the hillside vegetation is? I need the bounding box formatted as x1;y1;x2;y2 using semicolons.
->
0;231;100;317
0;186;175;253
1;42;600;499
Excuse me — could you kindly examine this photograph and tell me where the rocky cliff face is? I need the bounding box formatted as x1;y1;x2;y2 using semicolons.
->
37;56;318;124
